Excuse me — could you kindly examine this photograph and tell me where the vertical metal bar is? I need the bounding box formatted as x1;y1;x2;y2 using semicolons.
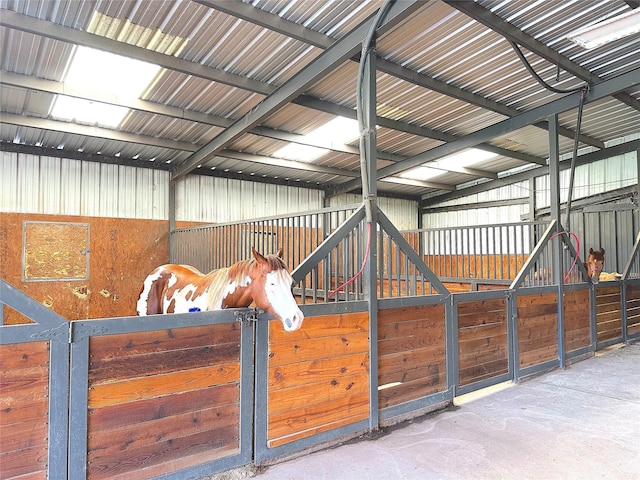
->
48;336;71;480
549;113;566;367
240;317;255;465
68;331;90;480
507;291;520;383
169;181;176;263
446;295;458;398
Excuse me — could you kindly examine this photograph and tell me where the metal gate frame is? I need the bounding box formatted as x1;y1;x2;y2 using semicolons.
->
67;309;256;480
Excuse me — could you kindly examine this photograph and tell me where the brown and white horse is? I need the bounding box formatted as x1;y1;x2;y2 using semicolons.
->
137;248;304;332
585;247;605;284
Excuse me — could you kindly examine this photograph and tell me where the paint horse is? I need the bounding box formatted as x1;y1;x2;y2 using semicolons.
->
585;247;605;284
137;248;304;332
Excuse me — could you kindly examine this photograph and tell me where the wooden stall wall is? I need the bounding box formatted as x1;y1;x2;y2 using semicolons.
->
627;283;640;338
457;297;508;386
86;323;242;479
563;288;591;353
0;341;50;479
595;285;623;345
517;292;558;368
266;312;369;448
0;213;169;323
377;304;446;409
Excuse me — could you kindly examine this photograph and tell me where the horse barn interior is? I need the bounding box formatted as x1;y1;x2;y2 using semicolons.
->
1;0;640;479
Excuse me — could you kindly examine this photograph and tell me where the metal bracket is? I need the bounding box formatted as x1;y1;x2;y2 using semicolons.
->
30;322;70;343
235;308;260;326
68;323;108;343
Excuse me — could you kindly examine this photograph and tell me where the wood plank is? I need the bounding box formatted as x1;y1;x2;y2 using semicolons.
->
268;389;369;441
269;312;368;344
459;358;508;386
267;411;368;448
378;314;444;340
378;330;444;356
89;342;240;384
268;352;368;390
88;384;239;432
379;375;446;409
89;323;240;361
378;304;445;326
88;403;239;456
0;395;48;426
269;371;369;416
0;445;47;479
268;331;369;367
0;366;49;400
458;298;506;316
379;359;444;388
0;417;47;452
88;363;240;408
0;342;49;371
519;344;558;367
378;346;445;375
88;424;239;480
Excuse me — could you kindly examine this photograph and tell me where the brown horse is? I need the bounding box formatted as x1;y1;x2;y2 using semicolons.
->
137;248;304;331
585;247;605;284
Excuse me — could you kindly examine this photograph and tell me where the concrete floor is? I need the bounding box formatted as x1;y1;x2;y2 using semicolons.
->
250;343;640;480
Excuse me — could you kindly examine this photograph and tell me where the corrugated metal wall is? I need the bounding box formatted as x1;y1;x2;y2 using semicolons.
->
174;174;324;223
0;152;325;222
1;152;169;219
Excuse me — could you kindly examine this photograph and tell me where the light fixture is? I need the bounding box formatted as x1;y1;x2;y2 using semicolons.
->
567;8;640;49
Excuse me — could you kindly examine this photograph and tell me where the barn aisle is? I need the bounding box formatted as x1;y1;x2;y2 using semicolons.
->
250;343;640;480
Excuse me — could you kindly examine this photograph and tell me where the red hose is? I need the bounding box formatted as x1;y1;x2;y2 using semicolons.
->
550;231;581;282
329;222;372;298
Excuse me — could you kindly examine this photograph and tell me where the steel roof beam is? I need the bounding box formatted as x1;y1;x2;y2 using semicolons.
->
294;95;546;167
205;1;604;149
0;8;543;179
446;0;640;113
0;9;273;96
170;1;423;181
328;67;640;196
1;70;489;183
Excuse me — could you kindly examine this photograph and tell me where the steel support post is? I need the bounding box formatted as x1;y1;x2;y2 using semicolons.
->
359;32;379;433
548;114;566;367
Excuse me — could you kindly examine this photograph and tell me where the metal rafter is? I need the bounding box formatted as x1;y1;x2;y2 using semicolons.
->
170;1;424;181
329;67;640;195
446;0;640;113
1;70;495;180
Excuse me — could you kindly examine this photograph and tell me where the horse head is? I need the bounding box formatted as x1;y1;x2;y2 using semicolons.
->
585;247;605;284
248;247;304;332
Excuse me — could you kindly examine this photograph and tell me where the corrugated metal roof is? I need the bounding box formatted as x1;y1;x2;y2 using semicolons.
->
1;0;639;202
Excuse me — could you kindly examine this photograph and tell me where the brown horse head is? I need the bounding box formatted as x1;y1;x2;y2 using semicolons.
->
585;247;605;284
244;247;304;331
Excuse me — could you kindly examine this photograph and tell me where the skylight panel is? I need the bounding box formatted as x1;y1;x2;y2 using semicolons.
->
400;149;498;182
274;116;359;162
50;46;161;128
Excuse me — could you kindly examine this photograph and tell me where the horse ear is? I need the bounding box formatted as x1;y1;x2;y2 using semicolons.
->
589;247;595;255
252;247;267;264
599;248;605;255
276;247;284;258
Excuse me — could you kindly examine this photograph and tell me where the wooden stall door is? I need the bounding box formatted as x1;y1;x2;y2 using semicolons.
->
378;304;446;410
86;323;243;479
517;292;559;369
457;297;509;389
0;341;51;479
266;312;370;448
